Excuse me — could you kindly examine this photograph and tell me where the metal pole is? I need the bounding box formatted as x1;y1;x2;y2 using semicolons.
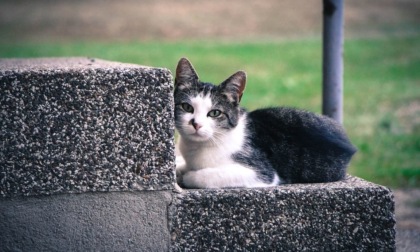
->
322;0;344;124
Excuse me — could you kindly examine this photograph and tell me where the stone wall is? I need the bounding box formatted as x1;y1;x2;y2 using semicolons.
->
0;58;174;197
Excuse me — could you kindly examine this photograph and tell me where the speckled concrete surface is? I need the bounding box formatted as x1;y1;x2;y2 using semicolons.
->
169;176;395;251
0;57;175;197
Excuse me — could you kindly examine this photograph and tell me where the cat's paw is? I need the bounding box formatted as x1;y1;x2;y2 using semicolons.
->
182;170;213;189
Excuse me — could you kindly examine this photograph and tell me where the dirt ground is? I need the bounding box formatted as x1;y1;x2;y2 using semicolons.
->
1;0;419;42
1;0;420;250
394;189;420;251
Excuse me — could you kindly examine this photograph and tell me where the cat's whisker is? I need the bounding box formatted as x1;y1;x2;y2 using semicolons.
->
210;131;232;151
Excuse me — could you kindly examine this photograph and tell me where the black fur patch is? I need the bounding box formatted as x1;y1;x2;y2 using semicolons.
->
234;107;357;183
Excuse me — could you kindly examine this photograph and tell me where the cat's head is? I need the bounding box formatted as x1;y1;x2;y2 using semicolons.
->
174;58;246;142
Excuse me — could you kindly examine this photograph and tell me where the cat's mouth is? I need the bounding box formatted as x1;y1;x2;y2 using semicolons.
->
186;130;212;142
190;131;206;138
177;125;212;142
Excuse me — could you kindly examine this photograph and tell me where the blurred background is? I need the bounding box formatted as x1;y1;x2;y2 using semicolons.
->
1;0;419;42
0;0;419;188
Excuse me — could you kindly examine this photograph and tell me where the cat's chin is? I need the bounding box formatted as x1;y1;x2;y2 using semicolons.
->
181;132;212;143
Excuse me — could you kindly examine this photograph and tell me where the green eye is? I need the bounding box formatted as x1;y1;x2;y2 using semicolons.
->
181;103;194;113
208;109;222;118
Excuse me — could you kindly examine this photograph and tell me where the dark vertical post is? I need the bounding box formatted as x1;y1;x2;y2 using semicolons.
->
322;0;344;124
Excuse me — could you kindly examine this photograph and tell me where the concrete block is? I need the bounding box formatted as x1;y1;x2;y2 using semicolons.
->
169;176;395;251
0;191;172;251
0;57;175;197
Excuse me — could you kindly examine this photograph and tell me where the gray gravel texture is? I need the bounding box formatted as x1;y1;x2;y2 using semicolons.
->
170;176;395;251
0;57;175;197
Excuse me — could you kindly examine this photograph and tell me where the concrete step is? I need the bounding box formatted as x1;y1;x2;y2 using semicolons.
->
1;176;394;251
0;58;395;251
0;57;175;197
170;176;395;251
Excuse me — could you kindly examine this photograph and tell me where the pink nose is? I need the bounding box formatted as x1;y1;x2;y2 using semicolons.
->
191;120;202;130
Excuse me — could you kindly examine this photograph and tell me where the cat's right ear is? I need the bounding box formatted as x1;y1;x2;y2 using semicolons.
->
175;58;199;90
220;71;247;104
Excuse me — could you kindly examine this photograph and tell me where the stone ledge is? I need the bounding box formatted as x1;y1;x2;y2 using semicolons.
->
169;176;395;251
0;57;175;197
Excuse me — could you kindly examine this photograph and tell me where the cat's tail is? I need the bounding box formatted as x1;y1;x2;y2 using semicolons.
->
299;116;357;183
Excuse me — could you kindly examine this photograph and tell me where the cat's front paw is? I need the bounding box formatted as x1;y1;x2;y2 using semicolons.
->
182;170;211;189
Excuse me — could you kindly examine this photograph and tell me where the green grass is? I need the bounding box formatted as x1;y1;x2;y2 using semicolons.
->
1;35;419;188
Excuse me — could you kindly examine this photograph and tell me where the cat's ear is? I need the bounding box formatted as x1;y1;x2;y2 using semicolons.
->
175;58;199;90
220;71;246;104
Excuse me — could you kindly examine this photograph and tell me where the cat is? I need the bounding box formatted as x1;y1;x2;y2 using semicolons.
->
174;58;357;189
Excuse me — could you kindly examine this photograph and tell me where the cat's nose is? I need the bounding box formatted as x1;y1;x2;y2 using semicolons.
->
191;119;202;130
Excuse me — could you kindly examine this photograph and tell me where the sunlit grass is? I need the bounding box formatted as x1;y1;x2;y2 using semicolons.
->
1;35;419;187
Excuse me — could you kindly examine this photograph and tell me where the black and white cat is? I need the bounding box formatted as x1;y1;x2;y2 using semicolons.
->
174;58;356;189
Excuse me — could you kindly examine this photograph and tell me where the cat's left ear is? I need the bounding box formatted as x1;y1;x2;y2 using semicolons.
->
175;58;199;90
220;71;246;104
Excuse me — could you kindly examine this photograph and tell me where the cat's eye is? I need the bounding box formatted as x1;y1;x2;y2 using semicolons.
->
208;109;222;118
181;103;194;113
